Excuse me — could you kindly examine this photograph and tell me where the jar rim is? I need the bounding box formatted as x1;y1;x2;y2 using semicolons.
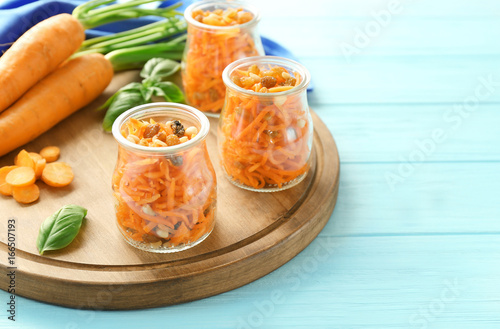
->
222;56;311;97
184;0;261;31
111;102;210;154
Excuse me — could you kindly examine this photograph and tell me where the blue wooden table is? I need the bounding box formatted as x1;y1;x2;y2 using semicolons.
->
2;0;500;328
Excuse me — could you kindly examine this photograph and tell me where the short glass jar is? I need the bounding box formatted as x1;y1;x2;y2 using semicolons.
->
218;56;313;192
112;103;217;253
181;0;264;116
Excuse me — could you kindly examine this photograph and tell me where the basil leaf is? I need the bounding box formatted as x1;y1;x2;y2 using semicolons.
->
153;81;185;103
97;82;143;111
36;205;87;255
139;84;154;103
150;86;171;101
102;90;146;132
140;58;180;81
119;82;143;92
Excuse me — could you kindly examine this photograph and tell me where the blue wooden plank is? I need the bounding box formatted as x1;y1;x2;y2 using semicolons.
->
302;56;500;104
312;104;500;162
320;162;500;235
3;234;500;328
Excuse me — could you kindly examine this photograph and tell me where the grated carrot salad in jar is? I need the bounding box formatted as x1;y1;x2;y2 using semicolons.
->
112;105;216;252
182;1;264;115
219;57;313;192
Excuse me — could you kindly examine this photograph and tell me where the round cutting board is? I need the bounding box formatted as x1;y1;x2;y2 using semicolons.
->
0;71;340;310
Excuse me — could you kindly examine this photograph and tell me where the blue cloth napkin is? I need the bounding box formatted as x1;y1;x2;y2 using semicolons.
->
0;0;311;90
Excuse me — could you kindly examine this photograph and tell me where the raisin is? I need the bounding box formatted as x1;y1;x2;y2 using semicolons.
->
166;155;183;167
170;120;185;137
204;205;212;216
285;77;297;86
272;67;286;76
261;76;277;89
143;123;160;138
157;131;167;142
265;130;279;138
166;134;181;146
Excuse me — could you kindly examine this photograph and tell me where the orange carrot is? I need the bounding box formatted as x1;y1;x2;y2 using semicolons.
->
12;184;40;204
40;146;61;163
0;53;113;157
182;7;262;114
26;152;47;178
14;150;35;169
28;152;43;162
5;166;36;187
0;166;18;196
0;14;85;113
34;158;47;180
41;162;74;187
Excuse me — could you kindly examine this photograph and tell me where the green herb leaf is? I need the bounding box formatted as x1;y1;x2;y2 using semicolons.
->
36;205;88;255
98;82;143;111
140;58;180;80
139;84;154;103
102;89;146;132
153;81;185;103
119;82;143;92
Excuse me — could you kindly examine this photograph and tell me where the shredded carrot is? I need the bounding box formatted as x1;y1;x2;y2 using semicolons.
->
114;117;216;248
182;7;262;114
220;64;311;190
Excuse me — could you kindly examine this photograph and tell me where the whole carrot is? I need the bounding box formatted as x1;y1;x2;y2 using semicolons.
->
0;14;85;113
0;1;185;114
0;53;113;157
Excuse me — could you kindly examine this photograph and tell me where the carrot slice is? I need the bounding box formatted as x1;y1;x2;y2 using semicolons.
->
0;166;18;196
5;166;36;187
41;162;74;187
34;158;47;179
40;146;60;163
14;149;35;169
12;184;39;204
29;152;43;162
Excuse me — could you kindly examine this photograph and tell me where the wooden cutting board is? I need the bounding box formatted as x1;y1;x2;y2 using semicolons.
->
0;70;340;310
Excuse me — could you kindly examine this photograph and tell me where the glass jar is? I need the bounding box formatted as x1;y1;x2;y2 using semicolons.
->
181;0;264;117
218;56;313;192
111;103;217;253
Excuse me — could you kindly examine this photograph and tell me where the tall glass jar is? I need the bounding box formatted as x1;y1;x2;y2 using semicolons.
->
111;103;217;253
218;56;313;192
181;1;264;116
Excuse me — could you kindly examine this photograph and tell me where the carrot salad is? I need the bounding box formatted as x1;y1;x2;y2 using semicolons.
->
219;64;312;190
182;6;262;114
113;118;216;248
